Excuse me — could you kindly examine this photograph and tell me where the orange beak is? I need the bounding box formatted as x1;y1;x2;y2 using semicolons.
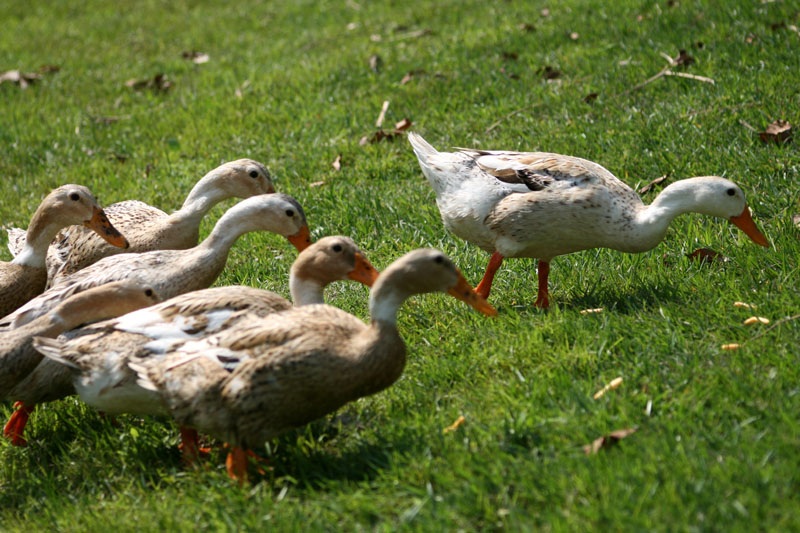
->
729;204;769;247
83;206;129;249
446;272;498;316
347;252;380;287
286;225;312;252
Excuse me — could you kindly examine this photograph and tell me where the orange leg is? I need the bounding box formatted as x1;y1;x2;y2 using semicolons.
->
533;260;550;308
3;402;35;446
475;252;504;299
179;427;211;466
226;446;249;485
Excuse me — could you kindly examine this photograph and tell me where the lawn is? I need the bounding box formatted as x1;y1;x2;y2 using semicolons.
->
1;0;799;530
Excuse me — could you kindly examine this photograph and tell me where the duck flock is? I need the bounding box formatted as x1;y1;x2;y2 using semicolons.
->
0;134;768;482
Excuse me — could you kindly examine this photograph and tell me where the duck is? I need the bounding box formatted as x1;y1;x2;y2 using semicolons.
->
408;132;770;308
0;185;128;317
0;193;311;331
13;236;376;457
37;249;496;482
6;159;274;286
1;280;160;445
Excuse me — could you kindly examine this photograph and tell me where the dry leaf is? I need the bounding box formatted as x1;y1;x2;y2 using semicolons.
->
370;34;382;42
38;65;60;73
580;307;603;315
346;22;358;31
540;8;550;17
359;129;403;145
502;51;519;61
500;66;520;80
569;32;580;40
368;54;382;73
518;23;535;32
743;316;770;325
583;428;637;454
331;154;342;171
638;176;669;194
583;92;598;103
759;120;792;144
400;69;425;85
687;248;728;264
793;214;800;230
734;301;757;309
443;415;466;434
770;21;786;31
539;65;561;80
125;73;172;92
721;343;741;350
673;49;695;67
394;118;412;131
309;181;325;187
745;34;757;44
667;0;678;7
0;70;41;89
181;50;209;64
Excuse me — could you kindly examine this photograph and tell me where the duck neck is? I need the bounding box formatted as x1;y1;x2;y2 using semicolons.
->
288;272;325;306
197;205;258;256
368;274;411;326
12;212;65;268
634;180;701;250
168;169;230;228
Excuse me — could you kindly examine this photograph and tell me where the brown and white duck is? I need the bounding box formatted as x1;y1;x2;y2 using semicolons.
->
22;236;376;459
408;132;769;308
0;185;127;317
1;279;160;445
6;159;274;286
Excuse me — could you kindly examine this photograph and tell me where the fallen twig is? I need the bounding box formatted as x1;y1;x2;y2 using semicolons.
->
663;71;715;84
375;100;390;128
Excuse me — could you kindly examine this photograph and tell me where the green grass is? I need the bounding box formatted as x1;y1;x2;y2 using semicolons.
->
1;0;799;530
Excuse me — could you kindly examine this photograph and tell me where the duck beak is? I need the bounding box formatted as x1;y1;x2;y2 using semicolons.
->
447;272;498;316
287;225;312;252
83;206;129;249
347;253;380;287
729;205;769;247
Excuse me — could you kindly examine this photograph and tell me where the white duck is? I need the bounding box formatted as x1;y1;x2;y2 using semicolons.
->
0;193;311;331
20;236;377;459
1;280;160;445
37;249;496;482
6;159;274;286
408;132;769;308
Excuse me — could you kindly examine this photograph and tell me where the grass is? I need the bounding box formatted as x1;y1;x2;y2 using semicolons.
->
1;0;799;529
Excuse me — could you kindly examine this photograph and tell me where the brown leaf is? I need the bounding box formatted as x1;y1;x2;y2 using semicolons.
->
692;41;705;49
125;73;172;92
539;65;561;80
583;92;598;103
38;65;60;74
687;248;729;264
500;67;520;80
394;118;412;131
181;50;209;64
759;120;792;144
400;69;426;85
368;54;382;73
667;0;678;7
0;70;41;89
673;49;695;67
745;34;757;44
331;154;342;171
518;23;535;32
359;129;405;146
770;21;786;31
583;428;637;454
638;175;669;194
502;51;519;61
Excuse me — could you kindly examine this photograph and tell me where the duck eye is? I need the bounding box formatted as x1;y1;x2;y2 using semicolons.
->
249;170;259;178
434;255;444;264
726;188;735;196
285;209;294;217
145;289;153;297
70;193;80;201
332;244;342;252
